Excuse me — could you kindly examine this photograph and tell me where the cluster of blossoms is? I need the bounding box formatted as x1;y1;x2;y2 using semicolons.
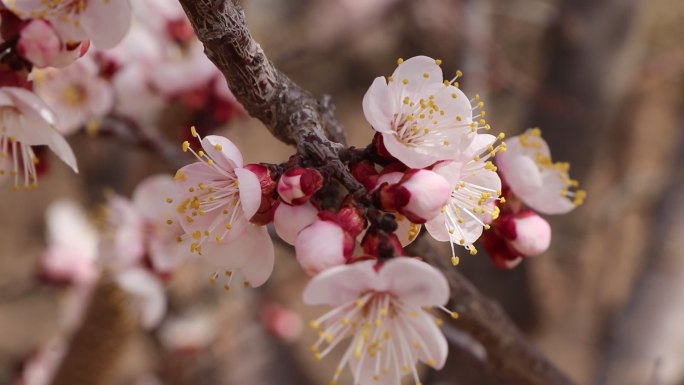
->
0;0;243;191
1;3;585;381
162;56;583;385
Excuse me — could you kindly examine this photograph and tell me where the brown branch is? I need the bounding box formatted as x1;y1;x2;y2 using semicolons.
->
177;1;577;384
50;278;135;385
411;239;578;385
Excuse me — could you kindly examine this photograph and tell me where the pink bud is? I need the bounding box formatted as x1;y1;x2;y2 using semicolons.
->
273;201;319;245
377;169;450;223
277;167;323;205
508;212;551;257
17;20;61;68
295;220;349;275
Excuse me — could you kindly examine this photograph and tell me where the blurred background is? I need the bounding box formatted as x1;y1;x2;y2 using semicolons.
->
1;0;684;384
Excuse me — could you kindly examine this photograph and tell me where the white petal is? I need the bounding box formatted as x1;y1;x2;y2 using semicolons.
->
201;135;243;170
378;258;449;307
235;167;261;220
238;226;275;287
302;261;376;306
362;76;394;133
82;0;133;49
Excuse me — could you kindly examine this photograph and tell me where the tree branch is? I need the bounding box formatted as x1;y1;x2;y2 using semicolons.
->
177;1;577;384
411;239;577;385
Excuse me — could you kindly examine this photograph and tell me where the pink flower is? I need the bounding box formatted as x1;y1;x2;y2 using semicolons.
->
362;56;485;168
295;219;349;275
424;135;505;258
174;130;274;287
277;167;324;205
41;200;98;286
273;201;318;245
17;20;61;68
33;56;114;135
496;128;585;214
261;303;304;343
304;257;449;385
376;169;450;223
4;0;132;49
0;87;77;190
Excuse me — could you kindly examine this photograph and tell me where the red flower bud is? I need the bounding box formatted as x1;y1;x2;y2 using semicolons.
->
277;167;323;205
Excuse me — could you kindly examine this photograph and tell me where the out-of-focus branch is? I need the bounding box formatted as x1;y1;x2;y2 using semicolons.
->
412;239;577;385
50;278;134;385
177;1;577;384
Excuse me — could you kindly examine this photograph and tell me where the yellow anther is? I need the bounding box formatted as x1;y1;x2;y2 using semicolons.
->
397;58;404;65
435;59;442;65
423;73;429;78
456;69;463;77
214;144;223;150
451;311;460;319
402;79;409;85
190;126;198;137
166;219;173;225
182;141;190;152
451;256;460;266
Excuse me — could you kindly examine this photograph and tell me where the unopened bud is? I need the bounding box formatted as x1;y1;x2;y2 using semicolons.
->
507;211;551;257
295;220;349;275
273;201;319;245
277;167;324;205
376;169;450;223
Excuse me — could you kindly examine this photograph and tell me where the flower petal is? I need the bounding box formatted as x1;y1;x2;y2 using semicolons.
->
200;135;243;170
389;56;443;94
302;261;376;306
235;167;261;220
362;76;393;133
238;225;275;287
378;258;449;307
81;0;133;49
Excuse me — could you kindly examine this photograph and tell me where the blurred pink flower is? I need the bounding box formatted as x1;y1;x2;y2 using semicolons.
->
17;20;61;68
13;339;66;385
33;56;114;135
304;257;449;385
3;0;132;49
362;55;478;168
159;312;217;353
0;87;77;190
41;200;98;286
104;174;188;275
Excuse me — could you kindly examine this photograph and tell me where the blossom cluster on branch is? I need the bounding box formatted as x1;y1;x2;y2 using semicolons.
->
1;1;586;385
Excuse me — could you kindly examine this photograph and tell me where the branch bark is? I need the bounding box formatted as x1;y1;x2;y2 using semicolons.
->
177;1;577;384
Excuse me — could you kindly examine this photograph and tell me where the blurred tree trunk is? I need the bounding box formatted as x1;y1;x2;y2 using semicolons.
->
596;87;684;385
522;0;649;383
